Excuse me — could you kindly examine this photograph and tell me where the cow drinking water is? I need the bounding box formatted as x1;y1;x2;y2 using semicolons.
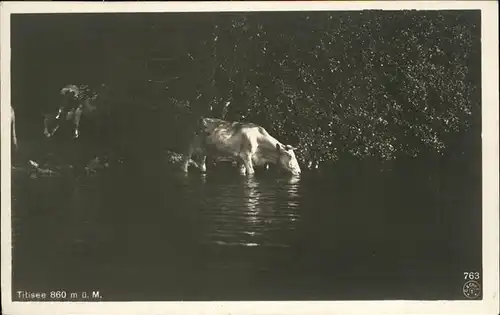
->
182;118;301;176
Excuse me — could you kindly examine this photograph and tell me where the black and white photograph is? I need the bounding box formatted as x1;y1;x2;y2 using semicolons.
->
1;2;498;315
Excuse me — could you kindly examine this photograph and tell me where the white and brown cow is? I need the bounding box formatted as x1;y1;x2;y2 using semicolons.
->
182;118;301;176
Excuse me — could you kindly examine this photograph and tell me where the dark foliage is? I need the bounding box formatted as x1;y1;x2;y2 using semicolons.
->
12;10;480;169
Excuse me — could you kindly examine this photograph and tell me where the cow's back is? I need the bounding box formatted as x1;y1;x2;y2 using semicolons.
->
201;118;260;132
197;118;261;157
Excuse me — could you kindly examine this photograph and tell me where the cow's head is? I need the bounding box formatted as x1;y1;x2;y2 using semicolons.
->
276;143;301;176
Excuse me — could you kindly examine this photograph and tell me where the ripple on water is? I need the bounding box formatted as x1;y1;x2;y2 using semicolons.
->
181;174;303;248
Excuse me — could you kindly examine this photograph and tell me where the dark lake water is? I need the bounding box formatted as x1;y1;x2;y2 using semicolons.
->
11;158;482;301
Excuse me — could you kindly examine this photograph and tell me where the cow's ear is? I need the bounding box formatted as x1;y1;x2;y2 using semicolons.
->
285;145;297;151
276;143;282;152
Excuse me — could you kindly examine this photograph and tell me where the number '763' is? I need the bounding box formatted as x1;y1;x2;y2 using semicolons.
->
464;272;480;280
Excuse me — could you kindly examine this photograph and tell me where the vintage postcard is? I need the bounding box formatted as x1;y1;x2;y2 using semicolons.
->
1;1;498;315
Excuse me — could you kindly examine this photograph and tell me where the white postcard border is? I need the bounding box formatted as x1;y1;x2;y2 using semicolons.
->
1;2;498;315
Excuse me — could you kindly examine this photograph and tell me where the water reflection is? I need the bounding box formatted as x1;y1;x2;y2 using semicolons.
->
11;160;480;300
194;173;302;248
14;168;303;253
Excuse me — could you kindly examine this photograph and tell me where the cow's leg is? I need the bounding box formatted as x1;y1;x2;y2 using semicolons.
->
55;106;64;120
182;145;194;172
240;153;255;175
73;106;83;139
239;135;257;175
198;155;207;173
182;135;200;173
43;116;51;138
44;115;60;138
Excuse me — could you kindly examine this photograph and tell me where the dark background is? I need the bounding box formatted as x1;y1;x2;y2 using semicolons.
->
11;11;481;164
10;10;482;301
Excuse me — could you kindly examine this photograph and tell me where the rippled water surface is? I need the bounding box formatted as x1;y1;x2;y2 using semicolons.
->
11;161;481;300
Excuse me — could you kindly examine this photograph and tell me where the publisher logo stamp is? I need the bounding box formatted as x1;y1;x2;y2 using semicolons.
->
462;280;481;299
